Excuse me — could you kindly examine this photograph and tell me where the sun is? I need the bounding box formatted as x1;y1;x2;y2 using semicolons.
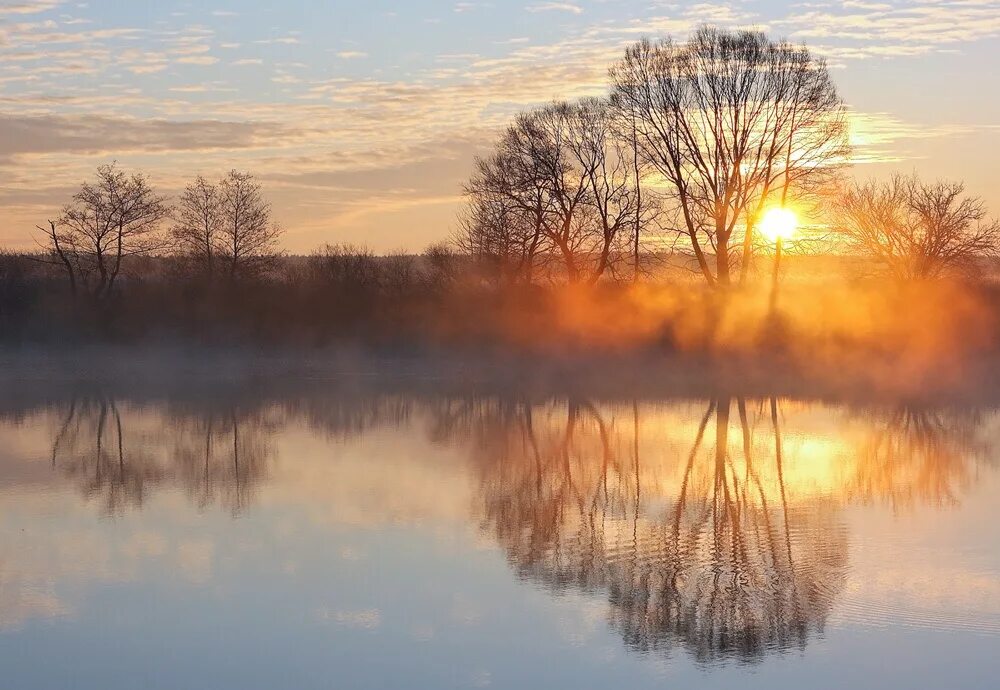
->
760;207;798;244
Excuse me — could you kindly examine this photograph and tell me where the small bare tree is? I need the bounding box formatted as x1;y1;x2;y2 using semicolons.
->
422;242;458;293
458;143;549;286
217;170;282;280
312;243;382;292
173;175;222;279
43;163;169;299
834;174;1000;280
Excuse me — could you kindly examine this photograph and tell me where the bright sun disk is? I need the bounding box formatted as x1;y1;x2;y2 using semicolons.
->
760;207;798;243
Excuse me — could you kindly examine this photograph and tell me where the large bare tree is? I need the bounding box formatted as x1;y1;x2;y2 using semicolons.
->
610;27;849;287
217;170;282;280
833;174;1000;280
44;163;169;299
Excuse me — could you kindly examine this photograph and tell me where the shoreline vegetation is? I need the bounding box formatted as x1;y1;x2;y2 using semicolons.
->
2;27;999;401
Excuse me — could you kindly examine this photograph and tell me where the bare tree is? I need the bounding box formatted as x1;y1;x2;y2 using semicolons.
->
459;100;651;285
519;103;595;282
833;174;1000;280
311;243;382;292
422;242;459;293
49;163;169;299
458;141;549;286
217;170;282;280
610;27;849;287
173;175;222;279
34;219;80;296
567;97;648;283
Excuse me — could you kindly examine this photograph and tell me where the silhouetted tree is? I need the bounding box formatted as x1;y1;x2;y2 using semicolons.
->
458;125;550;285
833;174;1000;279
218;170;282;280
568;97;649;283
45;163;169;299
422;242;459;293
311;243;382;292
520;103;599;282
173;175;222;279
459;100;650;284
610;27;849;286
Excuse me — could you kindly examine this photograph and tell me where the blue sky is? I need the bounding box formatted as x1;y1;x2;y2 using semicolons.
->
1;0;998;251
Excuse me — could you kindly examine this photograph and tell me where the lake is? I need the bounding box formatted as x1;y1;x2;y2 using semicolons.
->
1;372;998;689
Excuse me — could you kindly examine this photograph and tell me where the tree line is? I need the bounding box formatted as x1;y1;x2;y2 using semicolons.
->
456;26;999;285
36;165;282;299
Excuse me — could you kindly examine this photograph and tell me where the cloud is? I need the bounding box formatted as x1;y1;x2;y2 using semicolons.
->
0;1;62;16
177;55;218;65
453;2;486;13
773;0;1000;58
848;111;978;163
315;607;381;629
526;2;583;14
0;113;294;160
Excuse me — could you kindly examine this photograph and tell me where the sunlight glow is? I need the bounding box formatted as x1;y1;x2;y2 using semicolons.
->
760;207;798;244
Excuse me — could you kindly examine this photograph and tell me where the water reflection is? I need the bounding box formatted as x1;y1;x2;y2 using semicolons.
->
453;397;849;662
48;396;273;515
2;385;998;672
847;406;987;509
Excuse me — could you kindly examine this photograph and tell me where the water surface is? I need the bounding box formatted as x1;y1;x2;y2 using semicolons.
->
1;380;998;689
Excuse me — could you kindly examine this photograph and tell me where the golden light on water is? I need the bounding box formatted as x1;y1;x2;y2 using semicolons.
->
760;207;798;243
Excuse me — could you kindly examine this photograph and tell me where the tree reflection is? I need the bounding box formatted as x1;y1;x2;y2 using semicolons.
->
847;406;989;509
169;408;272;515
49;396;270;516
31;386;1000;661
458;397;848;663
49;397;165;514
451;394;999;662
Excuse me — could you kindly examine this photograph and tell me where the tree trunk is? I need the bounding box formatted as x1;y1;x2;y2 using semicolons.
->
48;221;77;297
739;217;755;286
588;234;612;286
716;234;731;287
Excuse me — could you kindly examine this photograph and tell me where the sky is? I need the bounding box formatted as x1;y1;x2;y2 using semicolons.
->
0;0;998;253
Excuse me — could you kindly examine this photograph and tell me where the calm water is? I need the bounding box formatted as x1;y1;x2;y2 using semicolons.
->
1;379;999;689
